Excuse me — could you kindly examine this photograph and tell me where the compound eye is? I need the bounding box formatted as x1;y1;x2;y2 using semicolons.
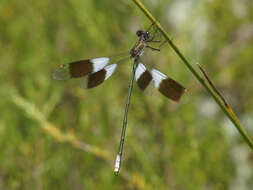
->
145;31;151;39
136;30;143;37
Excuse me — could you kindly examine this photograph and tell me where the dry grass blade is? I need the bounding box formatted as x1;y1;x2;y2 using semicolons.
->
10;92;111;160
8;92;149;188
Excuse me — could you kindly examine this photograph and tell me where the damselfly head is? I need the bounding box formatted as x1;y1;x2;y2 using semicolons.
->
136;30;151;40
136;30;144;37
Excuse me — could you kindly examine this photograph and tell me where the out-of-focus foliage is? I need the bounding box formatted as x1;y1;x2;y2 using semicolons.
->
0;0;253;189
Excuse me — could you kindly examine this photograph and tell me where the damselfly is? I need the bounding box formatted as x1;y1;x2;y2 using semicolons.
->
52;24;187;176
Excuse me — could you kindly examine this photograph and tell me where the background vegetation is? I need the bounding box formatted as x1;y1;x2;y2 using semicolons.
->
0;0;253;189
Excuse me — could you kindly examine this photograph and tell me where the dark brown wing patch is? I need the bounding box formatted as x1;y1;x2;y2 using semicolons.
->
69;60;93;78
137;70;152;90
87;69;106;89
158;78;185;101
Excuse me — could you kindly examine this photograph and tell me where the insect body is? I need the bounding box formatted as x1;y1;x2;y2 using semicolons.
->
53;24;186;176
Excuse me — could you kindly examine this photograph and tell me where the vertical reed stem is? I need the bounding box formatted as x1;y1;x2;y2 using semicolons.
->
132;0;253;151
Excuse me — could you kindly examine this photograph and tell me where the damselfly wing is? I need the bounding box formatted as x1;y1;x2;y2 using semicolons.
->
52;57;110;80
135;63;186;101
52;24;187;176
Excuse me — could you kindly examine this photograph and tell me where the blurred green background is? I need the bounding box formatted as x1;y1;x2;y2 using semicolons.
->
1;0;253;189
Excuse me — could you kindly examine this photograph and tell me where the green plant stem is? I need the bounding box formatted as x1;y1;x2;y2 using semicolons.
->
132;0;253;151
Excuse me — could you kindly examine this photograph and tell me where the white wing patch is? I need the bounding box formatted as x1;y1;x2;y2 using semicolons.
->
151;69;167;88
91;57;110;73
135;63;146;81
104;64;117;80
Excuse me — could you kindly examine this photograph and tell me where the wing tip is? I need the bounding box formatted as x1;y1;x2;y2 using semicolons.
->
52;67;69;80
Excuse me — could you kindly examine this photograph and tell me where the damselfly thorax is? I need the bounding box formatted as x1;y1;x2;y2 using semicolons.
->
52;24;187;176
130;30;150;58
